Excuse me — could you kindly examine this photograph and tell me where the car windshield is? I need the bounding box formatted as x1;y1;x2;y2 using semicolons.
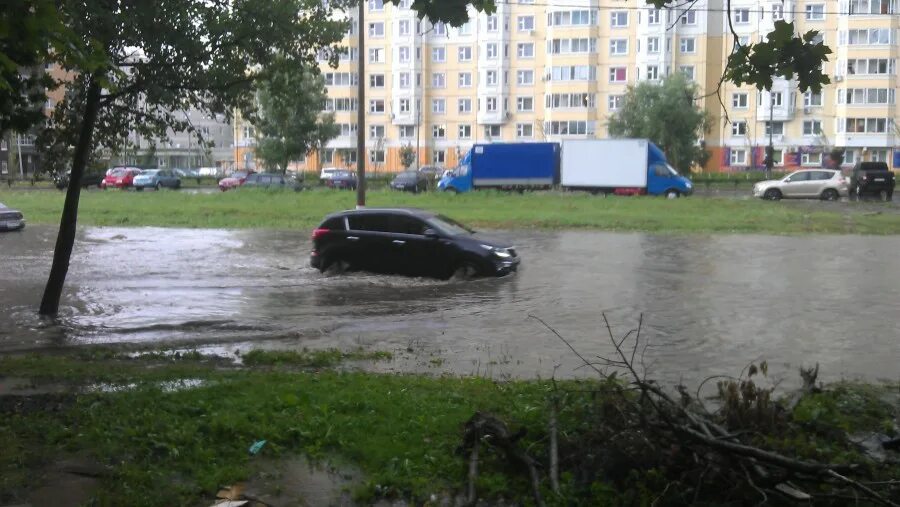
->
142;170;159;176
396;172;417;180
335;171;354;178
0;202;8;209
428;215;475;236
665;164;679;176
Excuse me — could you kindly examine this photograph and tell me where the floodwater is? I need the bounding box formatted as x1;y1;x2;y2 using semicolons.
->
1;225;898;385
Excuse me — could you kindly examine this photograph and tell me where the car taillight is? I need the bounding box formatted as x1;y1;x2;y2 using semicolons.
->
312;228;330;241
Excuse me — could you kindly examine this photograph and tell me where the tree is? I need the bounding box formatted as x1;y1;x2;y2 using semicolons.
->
35;0;351;315
399;145;416;170
254;63;339;175
608;73;711;173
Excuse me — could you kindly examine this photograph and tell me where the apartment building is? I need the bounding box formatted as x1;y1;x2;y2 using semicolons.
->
234;0;899;173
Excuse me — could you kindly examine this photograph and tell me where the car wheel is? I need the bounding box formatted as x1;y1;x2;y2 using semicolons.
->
453;260;481;280
174;180;181;190
763;188;782;201
136;187;143;192
821;189;839;201
855;185;863;201
665;189;680;199
155;182;161;191
446;187;458;194
879;190;890;202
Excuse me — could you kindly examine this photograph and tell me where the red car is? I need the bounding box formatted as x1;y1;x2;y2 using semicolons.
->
218;171;254;191
101;167;142;189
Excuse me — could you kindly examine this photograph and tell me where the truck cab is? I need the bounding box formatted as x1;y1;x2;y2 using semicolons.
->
645;144;693;197
437;151;473;193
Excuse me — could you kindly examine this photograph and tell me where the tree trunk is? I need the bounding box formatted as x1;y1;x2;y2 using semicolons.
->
39;76;103;316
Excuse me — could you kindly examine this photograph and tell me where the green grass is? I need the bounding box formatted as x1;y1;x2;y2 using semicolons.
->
2;187;899;234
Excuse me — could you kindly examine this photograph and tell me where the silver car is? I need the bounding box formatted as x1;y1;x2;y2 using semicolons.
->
0;202;25;231
753;169;849;201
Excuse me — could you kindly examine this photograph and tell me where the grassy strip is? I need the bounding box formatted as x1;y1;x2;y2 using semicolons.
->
2;187;899;234
241;348;393;367
0;353;897;506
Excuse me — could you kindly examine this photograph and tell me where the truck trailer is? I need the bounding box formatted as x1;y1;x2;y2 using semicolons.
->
436;142;559;193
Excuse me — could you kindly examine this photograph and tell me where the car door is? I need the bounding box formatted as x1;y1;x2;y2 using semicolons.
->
810;171;832;196
387;214;437;276
346;213;396;273
781;171;811;197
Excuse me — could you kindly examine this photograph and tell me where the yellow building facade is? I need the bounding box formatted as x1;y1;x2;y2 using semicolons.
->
234;0;899;174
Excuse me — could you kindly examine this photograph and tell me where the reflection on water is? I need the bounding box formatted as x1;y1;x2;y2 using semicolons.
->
1;225;899;384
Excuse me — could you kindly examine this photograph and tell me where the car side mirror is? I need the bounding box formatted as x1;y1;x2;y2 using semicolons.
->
423;229;439;239
784;178;791;183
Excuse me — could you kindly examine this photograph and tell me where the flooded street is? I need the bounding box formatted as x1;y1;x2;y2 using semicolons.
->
1;225;898;385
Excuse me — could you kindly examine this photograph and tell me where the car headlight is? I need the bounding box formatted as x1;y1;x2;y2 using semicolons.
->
481;244;512;258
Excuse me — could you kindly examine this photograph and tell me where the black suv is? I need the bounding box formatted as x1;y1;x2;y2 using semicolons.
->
849;162;895;201
310;208;519;279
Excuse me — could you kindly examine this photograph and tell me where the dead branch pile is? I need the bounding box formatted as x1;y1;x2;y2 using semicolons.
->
460;314;899;506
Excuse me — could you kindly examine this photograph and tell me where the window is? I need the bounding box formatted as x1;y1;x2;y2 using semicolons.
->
734;9;750;23
609;66;627;83
647;9;661;24
517;96;534;111
458;72;472;87
369;99;385;113
803;90;822;106
323;72;359;86
839;88;896;105
770;92;783;106
608;94;623;111
432;99;445;114
369;125;385;139
517;70;534;85
732;121;747;136
458;98;472;113
338;123;357;137
849;0;894;14
610;39;628;55
399;46;410;63
645;65;659;80
801;153;823;166
842;28;895;45
487;15;498;31
647;37;659;53
548;10;597;26
369;74;385;88
870;149;889;162
458;124;472;139
432;47;445;62
732;93;749;108
368;22;385;37
681;10;697;24
772;4;784;19
433;150;446;164
432;72;445;88
369;48;385;63
803;120;822;135
458;21;473;35
432;125;446;138
730;149;747;165
680;65;695;80
458;47;472;61
322;98;358;111
517;43;534;58
368;0;384;10
611;11;628;27
764;121;784;135
486;97;498;111
549;38;597;54
680;37;695;53
398;20;411;36
844;149;857;165
847;58;895;75
516;123;533;138
484;125;501;138
486;70;498;85
369;150;386;164
486;43;498;59
837;117;890;133
546;93;595;109
544;120;596;136
399;125;415;138
518;16;534;31
806;4;824;19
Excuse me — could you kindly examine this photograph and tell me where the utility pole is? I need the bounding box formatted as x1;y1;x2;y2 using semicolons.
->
356;0;366;208
765;90;774;179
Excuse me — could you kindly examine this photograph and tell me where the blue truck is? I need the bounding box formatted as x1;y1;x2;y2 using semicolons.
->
437;139;693;197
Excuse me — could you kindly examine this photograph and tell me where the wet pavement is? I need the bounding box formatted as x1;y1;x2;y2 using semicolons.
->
1;225;898;385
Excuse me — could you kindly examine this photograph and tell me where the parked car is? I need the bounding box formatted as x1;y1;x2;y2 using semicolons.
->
133;169;181;191
391;171;428;193
218;171;254;191
753;169;848;201
320;167;341;181
53;170;105;189
325;170;357;190
0;202;25;232
416;165;445;181
310;208;519;279
242;173;295;189
848;162;895;201
101;167;142;189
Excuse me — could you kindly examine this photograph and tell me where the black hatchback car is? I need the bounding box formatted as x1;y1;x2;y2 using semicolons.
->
391;171;427;193
310;208;519;279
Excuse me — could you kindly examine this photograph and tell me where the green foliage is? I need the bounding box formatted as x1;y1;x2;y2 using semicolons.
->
5;187;900;235
607;73;711;172
254;61;339;174
726;21;832;93
399;145;417;170
793;383;897;435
